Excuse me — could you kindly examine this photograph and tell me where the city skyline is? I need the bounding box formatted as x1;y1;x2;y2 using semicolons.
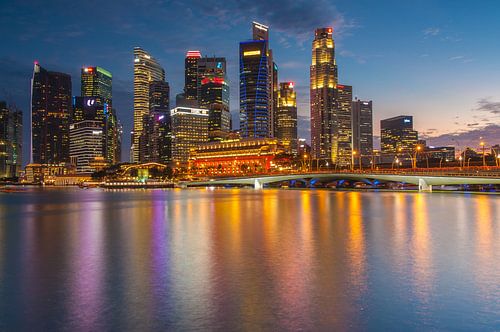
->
1;0;500;164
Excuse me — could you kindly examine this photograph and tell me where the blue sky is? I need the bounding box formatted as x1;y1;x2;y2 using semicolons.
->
1;0;499;162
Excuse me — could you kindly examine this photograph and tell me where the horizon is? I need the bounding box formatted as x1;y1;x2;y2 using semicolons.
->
1;0;499;163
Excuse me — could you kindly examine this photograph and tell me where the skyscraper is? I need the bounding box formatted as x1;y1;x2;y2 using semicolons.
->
333;84;353;166
310;27;338;161
81;66;112;105
133;47;165;163
198;57;230;141
171;107;209;164
31;62;72;164
69;120;104;173
140;80;170;163
73;66;120;166
381;115;418;153
185;50;201;102
275;82;298;155
352;99;373;164
240;22;275;138
0;101;22;178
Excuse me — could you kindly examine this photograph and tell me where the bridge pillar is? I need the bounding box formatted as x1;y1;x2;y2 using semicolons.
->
418;178;432;192
254;179;263;190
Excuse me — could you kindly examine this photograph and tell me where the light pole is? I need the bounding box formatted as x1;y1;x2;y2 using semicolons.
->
480;141;486;167
351;150;357;171
413;145;422;169
459;155;463;168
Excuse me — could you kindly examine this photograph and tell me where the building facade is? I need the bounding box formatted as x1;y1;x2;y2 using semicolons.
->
189;138;289;176
69;120;105;173
352;99;373;165
240;22;275;139
185;50;201;102
81;66;112;105
171;107;209;165
133;47;165;162
140;80;171;163
381;115;418;153
198;57;230;141
332;84;353;166
0;102;22;178
31;62;72;164
310;27;338;161
275;82;298;155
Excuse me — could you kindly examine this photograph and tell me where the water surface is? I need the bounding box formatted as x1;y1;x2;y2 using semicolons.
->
0;188;498;331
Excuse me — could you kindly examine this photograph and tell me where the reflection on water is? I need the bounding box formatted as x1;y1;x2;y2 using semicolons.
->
0;188;498;331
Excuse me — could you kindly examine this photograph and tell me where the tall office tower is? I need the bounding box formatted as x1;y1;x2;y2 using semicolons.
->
333;84;353;166
69;120;104;173
251;21;276;137
0;102;22;178
240;22;275;138
271;61;278;137
197;57;230;141
380;115;418;153
352;99;373;164
140;80;170;163
79;65;120;165
81;66;112;105
185;50;201;102
133;47;165;162
31;62;72;164
275;82;298;155
171;107;209;164
310;27;338;161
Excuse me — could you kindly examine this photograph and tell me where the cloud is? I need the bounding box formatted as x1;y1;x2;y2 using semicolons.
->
421;124;500;148
185;0;358;44
475;98;500;115
423;27;440;37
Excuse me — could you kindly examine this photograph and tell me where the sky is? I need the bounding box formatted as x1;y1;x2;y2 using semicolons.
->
1;0;500;163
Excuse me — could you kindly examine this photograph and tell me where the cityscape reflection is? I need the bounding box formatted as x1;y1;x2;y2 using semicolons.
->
0;188;498;330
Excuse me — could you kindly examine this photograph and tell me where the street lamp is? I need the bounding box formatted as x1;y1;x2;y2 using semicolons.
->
413;145;422;169
351;150;357;171
480;141;486;167
458;155;463;168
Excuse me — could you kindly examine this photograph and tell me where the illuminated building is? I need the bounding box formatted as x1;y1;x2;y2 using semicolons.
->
275;82;298;155
189;138;289;176
240;22;275;138
352;99;373;165
0;101;22;178
310;27;337;161
197;57;230;141
185;50;201;102
24;163;76;184
74;65;121;165
140;80;171;163
171;107;209;164
333;84;353;167
381;115;418;153
81;66;112;106
31;62;72;164
69;120;105;173
133;47;165;162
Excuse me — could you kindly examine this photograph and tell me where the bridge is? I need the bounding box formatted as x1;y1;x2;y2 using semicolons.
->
181;170;500;192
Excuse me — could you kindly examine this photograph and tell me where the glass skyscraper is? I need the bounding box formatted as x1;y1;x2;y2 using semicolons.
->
31;62;72;164
133;47;165;163
381;115;418;153
0;101;22;178
352;99;373;164
275;82;298;155
240;22;276;139
198;57;230;141
310;27;338;161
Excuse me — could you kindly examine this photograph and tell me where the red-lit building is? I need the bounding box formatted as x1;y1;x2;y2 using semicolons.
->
189;138;290;176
